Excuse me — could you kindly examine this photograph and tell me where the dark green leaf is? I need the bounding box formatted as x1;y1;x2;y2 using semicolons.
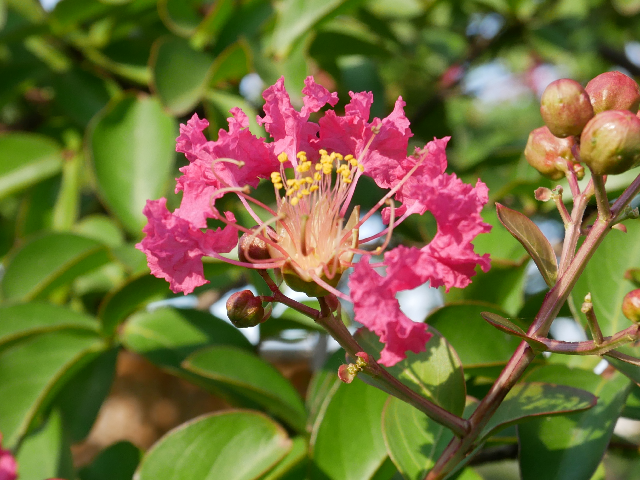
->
481;382;597;442
0;133;62;200
355;326;466;416
0;302;99;347
54;348;118;442
496;203;557;287
310;378;389;480
150;36;213;115
122;307;252;368
479;311;547;351
519;365;631;480
261;436;307;480
15;409;74;480
1;233;111;301
87;94;177;236
209;40;251;86
79;441;141;480
136;411;292;480
0;330;104;447
183;346;307;432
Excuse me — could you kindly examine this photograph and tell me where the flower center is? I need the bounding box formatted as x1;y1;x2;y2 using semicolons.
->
267;150;363;292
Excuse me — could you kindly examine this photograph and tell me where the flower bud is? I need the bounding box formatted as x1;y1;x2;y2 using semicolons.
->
524;126;575;179
622;289;640;323
579;110;640;175
237;228;271;264
226;290;264;328
585;71;640;114
540;79;594;137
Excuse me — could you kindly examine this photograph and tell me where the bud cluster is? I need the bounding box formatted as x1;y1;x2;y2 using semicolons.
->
527;71;640;177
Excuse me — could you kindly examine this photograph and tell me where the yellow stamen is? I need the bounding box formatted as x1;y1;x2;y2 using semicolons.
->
278;152;288;163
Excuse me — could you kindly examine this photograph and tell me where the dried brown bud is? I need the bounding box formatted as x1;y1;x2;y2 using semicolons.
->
534;187;552;202
622;289;640;323
580;110;640;175
237;228;271;264
540;79;594;137
585;71;640;114
524;126;575;179
226;290;264;328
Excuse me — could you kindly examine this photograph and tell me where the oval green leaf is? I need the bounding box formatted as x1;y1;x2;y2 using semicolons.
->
136;411;292;480
150;36;213;115
480;381;597;442
496;203;558;287
78;441;141;480
0;330;104;448
0;133;63;200
519;365;632;480
1;233;111;301
0;302;99;347
183;346;307;432
310;378;389;480
354;326;466;416
86;94;177;236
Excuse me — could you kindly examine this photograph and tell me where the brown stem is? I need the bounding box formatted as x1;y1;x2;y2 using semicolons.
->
537;324;639;355
592;174;612;222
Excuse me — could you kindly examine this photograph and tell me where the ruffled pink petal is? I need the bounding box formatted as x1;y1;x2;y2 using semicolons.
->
136;199;237;295
258;76;338;165
0;446;17;480
350;258;432;367
176;114;209;162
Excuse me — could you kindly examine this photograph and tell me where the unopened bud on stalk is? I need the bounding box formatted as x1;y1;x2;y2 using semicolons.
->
585;71;640;113
540;79;594;137
237;228;271;264
580;110;640;175
524;126;575;179
226;290;265;328
622;289;640;323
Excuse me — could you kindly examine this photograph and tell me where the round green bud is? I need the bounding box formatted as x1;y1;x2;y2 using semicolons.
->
237;228;271;264
585;71;640;114
579;110;640;175
540;79;594;138
524;126;575;180
226;290;264;328
622;289;640;323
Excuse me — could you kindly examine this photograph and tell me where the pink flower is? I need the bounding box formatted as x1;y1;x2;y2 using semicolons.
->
137;76;490;366
0;435;17;480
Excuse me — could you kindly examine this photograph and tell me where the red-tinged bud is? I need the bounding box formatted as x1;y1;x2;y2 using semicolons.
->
622;289;640;323
573;162;585;180
535;187;552;201
226;290;264;328
540;79;594;137
237;228;271;264
580;110;640;175
585;71;640;113
524;126;575;179
338;364;358;383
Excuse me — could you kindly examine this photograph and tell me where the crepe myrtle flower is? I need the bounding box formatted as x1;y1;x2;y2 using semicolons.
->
137;76;491;366
0;433;17;480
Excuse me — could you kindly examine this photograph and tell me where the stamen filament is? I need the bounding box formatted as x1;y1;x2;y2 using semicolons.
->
308;271;351;301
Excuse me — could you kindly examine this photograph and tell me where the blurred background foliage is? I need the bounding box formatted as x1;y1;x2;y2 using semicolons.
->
3;0;640;479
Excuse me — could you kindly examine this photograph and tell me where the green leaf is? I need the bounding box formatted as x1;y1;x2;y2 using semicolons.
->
519;365;631;480
98;273;169;336
73;214;125;248
271;0;365;57
444;260;528;315
136;411;292;480
79;441;141;480
496;203;557;287
209;40;251;87
150;36;213;115
121;307;252;369
261;436;307;480
15;409;74;480
570;221;640;337
306;349;344;433
310;378;389;480
480;381;597;442
86;94;177;236
183;346;307;432
1;233;111;301
0;302;99;347
426;302;526;371
158;0;203;37
0;133;63;200
54;348;118;442
0;330;104;448
355;326;466;416
479;311;547;352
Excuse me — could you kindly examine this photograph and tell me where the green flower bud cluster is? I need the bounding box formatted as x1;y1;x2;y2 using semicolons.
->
527;71;640;177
